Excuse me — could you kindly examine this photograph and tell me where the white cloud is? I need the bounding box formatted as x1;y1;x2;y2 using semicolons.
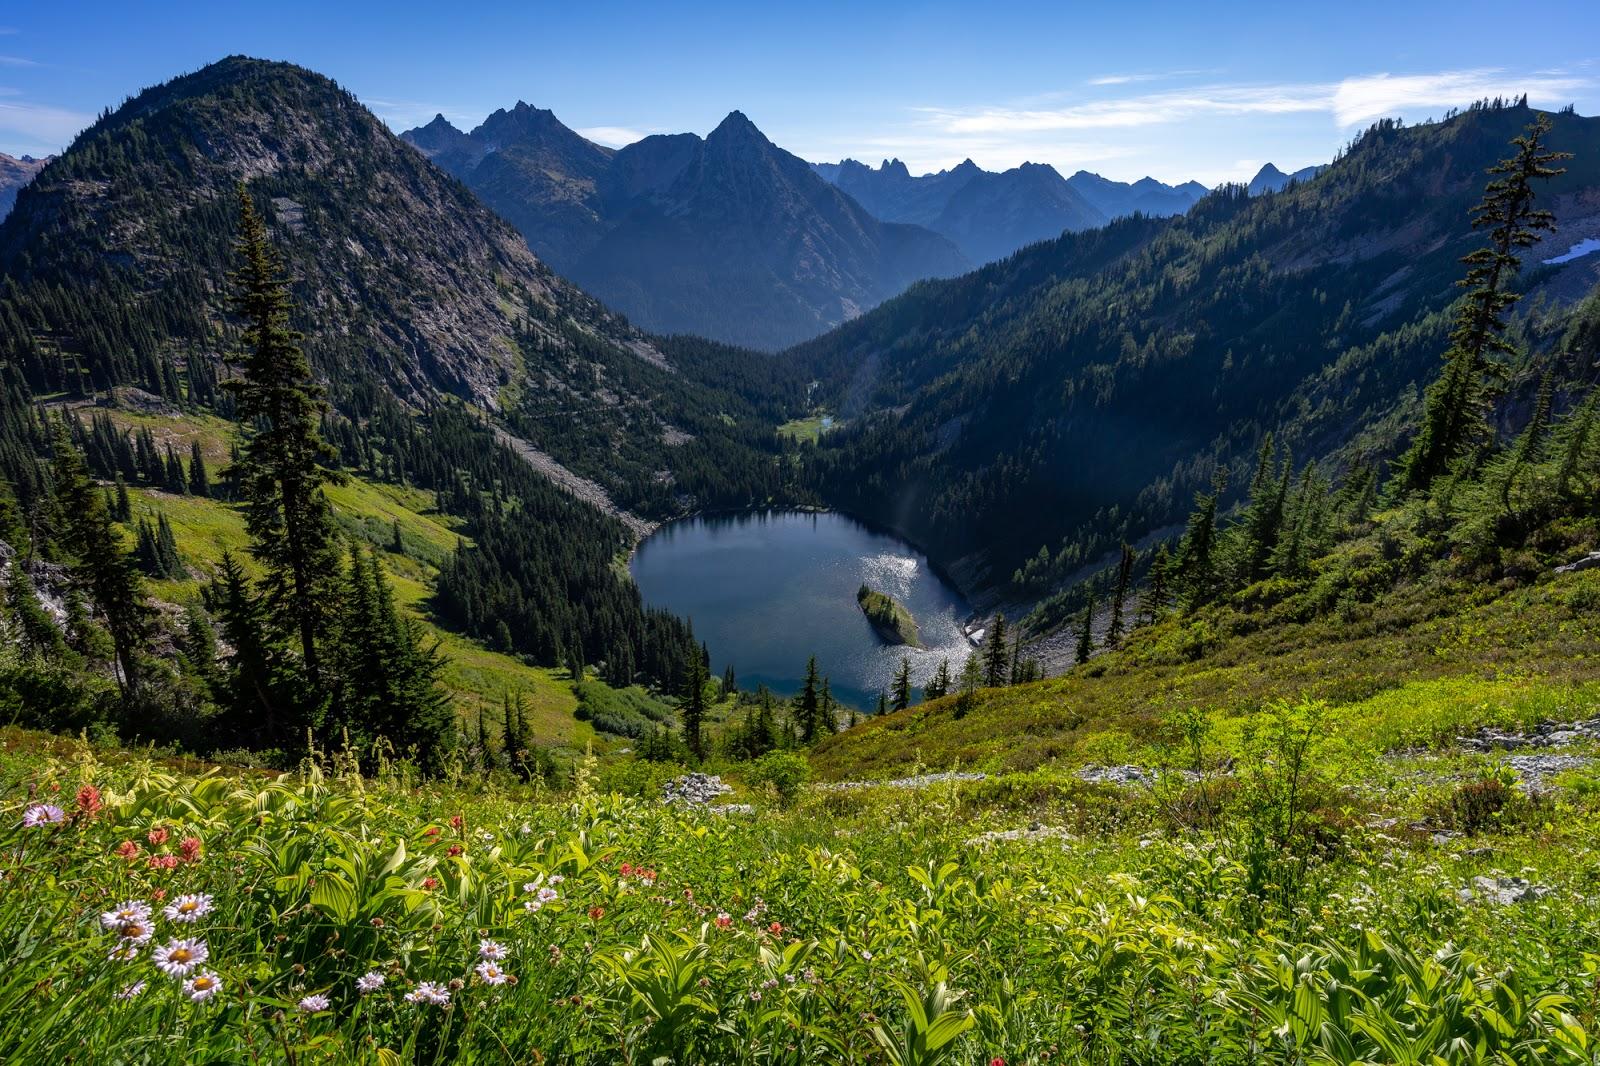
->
1331;69;1590;127
1088;69;1215;87
0;55;37;67
577;126;648;147
0;99;90;146
923;67;1593;140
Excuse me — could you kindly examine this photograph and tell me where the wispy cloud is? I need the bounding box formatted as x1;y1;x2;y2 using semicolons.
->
1330;69;1590;126
0;55;38;68
577;126;648;147
1088;69;1214;87
923;67;1592;139
0;99;91;146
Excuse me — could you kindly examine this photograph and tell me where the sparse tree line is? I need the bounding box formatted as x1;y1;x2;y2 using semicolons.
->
1041;114;1600;660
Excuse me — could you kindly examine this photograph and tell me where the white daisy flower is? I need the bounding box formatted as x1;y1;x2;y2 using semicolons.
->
523;882;540;893
162;893;214;924
298;993;331;1013
101;900;152;930
356;971;385;994
475;960;510;986
115;917;154;945
523;899;544;913
115;981;147;1001
153;938;209;977
403;981;450;1006
108;942;142;962
22;803;65;828
478;938;508;960
547;874;564;885
537;887;559;903
182;971;221;1003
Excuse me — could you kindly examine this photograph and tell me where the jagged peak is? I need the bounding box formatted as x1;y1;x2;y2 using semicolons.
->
709;110;767;143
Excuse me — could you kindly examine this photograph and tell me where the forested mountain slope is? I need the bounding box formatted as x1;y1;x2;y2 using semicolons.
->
792;104;1600;599
403;109;969;350
0;56;806;759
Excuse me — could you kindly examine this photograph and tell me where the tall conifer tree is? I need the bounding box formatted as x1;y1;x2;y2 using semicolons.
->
224;185;343;690
1394;115;1567;493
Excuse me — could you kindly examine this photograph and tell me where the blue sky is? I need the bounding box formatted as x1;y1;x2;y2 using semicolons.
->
3;1;1598;185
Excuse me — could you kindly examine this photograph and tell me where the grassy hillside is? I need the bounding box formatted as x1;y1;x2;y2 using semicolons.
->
6;668;1600;1063
92;406;590;749
815;554;1600;780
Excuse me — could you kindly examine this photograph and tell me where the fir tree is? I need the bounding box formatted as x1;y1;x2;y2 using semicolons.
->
891;656;912;712
6;565;68;660
819;677;837;734
1108;542;1135;646
1176;474;1224;611
875;690;888;717
187;441;210;498
1394;115;1568;493
1076;593;1095;665
924;657;952;701
210;550;293;749
983;613;1009;687
680;653;708;760
956;652;982;717
224;185;344;690
1236;436;1290;584
791;655;825;742
51;421;151;698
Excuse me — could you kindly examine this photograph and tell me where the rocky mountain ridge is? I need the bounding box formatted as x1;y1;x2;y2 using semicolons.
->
403;108;968;349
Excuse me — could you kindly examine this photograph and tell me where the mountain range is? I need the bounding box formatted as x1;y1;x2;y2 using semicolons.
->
0;57;793;521
791;106;1600;601
811;157;1208;262
402;107;969;350
0;152;50;221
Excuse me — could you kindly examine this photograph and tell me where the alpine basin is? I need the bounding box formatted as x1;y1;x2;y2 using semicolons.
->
630;510;972;708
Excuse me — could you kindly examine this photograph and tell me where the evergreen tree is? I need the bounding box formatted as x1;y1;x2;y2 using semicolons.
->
1394;116;1568;493
112;478;132;521
956;653;982;717
679;652;708;760
1236;436;1291;584
1076;593;1095;665
891;656;912;712
819;677;837;734
722;663;737;696
210;550;293;749
6;565;68;660
1108;542;1135;646
791;655;825;742
389;519;404;555
51;421;151;698
1140;542;1172;625
875;690;888;717
224;186;343;691
924;657;952;701
1497;367;1555;516
983;613;1009;687
188;441;210;498
1176;474;1224;611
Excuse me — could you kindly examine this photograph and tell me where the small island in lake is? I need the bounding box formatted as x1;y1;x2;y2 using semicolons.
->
856;584;923;648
